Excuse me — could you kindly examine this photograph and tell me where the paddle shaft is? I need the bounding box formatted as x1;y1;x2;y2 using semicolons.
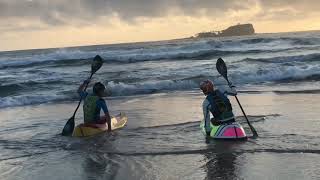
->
226;79;258;137
72;73;93;117
216;57;258;137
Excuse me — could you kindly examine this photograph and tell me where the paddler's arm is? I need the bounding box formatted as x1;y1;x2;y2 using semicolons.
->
202;99;211;136
99;99;112;132
77;80;90;99
224;85;237;96
105;113;111;132
77;79;90;94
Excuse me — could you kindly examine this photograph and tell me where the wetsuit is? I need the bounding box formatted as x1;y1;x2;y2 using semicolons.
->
202;87;237;135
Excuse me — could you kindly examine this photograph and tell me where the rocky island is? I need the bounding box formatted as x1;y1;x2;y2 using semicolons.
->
195;23;255;38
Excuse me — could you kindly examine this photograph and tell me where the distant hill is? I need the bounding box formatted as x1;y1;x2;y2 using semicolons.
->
195;23;255;38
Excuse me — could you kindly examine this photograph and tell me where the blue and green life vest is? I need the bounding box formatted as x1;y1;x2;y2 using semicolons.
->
83;95;99;123
206;90;234;122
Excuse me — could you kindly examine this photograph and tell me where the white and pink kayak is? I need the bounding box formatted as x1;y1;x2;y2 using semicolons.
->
200;121;247;140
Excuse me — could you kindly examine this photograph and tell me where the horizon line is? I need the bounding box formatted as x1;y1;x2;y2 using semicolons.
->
1;29;320;53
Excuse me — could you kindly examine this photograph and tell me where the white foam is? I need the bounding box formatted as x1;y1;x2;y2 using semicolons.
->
0;94;68;108
233;63;320;83
107;80;198;96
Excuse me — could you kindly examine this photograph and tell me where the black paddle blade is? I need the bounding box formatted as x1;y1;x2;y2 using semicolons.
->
91;55;103;74
216;58;228;81
61;116;75;136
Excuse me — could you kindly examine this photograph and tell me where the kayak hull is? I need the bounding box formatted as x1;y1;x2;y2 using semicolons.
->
200;121;247;140
72;112;127;137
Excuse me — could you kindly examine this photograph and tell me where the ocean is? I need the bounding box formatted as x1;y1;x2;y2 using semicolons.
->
1;31;320;179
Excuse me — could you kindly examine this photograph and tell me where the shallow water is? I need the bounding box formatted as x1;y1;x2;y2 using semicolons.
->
1;91;320;179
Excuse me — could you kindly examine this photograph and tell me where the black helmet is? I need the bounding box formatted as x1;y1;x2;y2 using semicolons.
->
93;82;105;95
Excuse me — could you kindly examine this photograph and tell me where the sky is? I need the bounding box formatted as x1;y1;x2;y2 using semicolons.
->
1;0;320;51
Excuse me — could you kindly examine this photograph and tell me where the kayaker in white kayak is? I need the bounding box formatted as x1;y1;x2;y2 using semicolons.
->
78;80;112;131
200;79;238;136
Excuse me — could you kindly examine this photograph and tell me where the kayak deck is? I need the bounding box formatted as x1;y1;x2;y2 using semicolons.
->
200;121;247;140
72;112;127;137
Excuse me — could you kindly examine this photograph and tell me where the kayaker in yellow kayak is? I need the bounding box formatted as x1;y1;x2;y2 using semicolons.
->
78;80;112;131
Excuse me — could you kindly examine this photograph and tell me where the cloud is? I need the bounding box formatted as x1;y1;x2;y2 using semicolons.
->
0;0;254;25
0;0;319;32
255;0;320;21
1;0;320;51
259;0;320;11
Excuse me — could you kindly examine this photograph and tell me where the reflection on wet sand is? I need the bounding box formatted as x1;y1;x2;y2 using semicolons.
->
84;154;120;180
203;139;243;180
82;135;121;180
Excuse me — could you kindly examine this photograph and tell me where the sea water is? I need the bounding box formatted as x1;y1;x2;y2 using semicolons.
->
1;31;320;179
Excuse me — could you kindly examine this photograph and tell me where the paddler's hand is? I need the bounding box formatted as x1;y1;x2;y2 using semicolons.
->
78;78;91;93
106;116;112;132
206;130;211;136
83;78;90;85
230;85;237;95
205;126;211;136
224;85;237;96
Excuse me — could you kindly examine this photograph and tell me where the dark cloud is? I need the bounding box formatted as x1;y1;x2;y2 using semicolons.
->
0;0;251;25
0;0;319;26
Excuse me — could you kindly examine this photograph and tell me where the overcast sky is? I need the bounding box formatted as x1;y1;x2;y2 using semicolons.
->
1;0;320;51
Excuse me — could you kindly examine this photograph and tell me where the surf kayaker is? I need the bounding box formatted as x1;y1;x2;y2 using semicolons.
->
200;79;237;136
78;80;112;131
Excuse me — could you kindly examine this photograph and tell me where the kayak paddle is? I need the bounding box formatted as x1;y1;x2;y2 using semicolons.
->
216;57;258;138
61;55;104;136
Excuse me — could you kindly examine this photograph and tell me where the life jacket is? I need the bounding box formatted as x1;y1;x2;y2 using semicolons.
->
206;90;234;123
83;95;100;123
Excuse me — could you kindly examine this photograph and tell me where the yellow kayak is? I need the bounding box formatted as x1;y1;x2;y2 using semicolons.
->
72;112;128;137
